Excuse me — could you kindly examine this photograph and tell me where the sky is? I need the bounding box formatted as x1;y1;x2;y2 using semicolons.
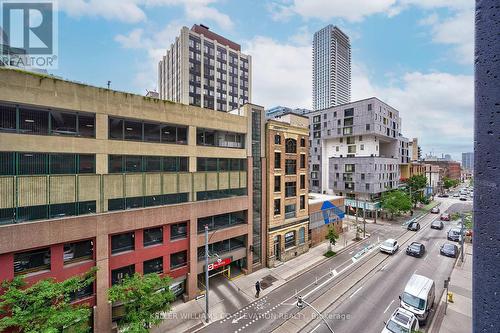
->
47;0;473;161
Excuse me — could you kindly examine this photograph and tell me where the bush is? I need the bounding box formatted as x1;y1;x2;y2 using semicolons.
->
324;250;336;258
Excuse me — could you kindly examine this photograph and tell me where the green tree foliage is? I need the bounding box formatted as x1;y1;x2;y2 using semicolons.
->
381;190;412;219
443;177;460;189
405;175;428;205
325;225;340;252
0;269;95;333
108;273;175;333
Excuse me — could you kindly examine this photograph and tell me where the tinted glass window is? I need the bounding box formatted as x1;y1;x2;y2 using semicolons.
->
50;202;76;218
162;125;177;143
108;155;124;173
144;257;163;274
177;127;188;144
179;157;188;171
111;265;135;285
144;156;161;172
19;152;47;175
125;155;142;172
14;248;50;274
111;233;135;254
0;152;15;175
144;123;161;142
79;154;95;173
171;222;187;240
143;227;163;247
50;153;76;174
64;240;93;263
170;251;187;269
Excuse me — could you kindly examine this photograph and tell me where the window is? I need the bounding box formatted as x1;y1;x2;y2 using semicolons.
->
348;145;356;154
285;159;296;175
312;180;319;187
274;134;281;144
300;138;306;147
344;108;354;117
197;158;245;172
298;227;305;244
111;265;135;285
284;231;296;248
64;240;93;264
344;118;353;126
361;173;365;180
359;136;363;141
360;144;364;151
343;127;352;135
366;124;370;131
14;248;51;274
285;204;296;219
313;115;320;123
285;182;296;198
111;233;135;254
336;146;339;152
19;107;49;135
0;104;16;132
144;257;163;274
274;152;281;169
300;195;306;210
285;138;297;153
274;199;281;215
144;227;163;247
171;222;187;240
197;128;244;148
368;104;372;111
366;183;370;190
345;164;355;172
274;176;281;192
347;137;355;144
300;174;306;189
170;251;187;269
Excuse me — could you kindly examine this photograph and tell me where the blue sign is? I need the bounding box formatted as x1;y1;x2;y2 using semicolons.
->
321;201;345;224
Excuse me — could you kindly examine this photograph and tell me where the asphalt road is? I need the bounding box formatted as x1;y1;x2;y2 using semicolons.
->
304;198;471;333
199;221;407;333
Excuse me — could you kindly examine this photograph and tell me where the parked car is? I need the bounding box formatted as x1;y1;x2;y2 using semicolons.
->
452;193;460;198
431;220;444;230
407;222;420;231
382;307;420;333
400;274;436;325
442;193;449;198
406;242;426;258
440;213;450;221
380;239;399;255
440;243;459;258
447;228;463;242
430;207;440;214
459;196;467;201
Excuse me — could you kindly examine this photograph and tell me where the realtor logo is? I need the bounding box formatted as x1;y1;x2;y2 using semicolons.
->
1;0;58;68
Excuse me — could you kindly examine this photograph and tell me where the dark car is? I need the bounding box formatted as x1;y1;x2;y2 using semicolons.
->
440;213;450;221
407;222;420;231
431;220;444;230
430;207;440;214
442;193;449;198
440;243;459;258
406;242;426;258
447;228;462;242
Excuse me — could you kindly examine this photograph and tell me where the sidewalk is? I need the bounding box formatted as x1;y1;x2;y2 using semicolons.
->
152;222;360;333
429;242;472;333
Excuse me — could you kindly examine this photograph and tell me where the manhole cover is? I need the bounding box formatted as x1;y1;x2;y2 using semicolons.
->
260;275;278;290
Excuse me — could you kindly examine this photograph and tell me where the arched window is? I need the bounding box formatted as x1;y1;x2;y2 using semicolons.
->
298;227;305;244
285;138;297;153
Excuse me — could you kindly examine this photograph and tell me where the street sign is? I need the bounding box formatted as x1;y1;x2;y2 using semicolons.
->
208;257;231;271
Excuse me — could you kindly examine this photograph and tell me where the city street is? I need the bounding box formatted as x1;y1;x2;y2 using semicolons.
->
302;198;471;333
198;197;471;333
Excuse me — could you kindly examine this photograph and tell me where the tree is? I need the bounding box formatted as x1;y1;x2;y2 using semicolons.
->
443;177;460;190
381;190;412;220
405;175;428;206
0;269;95;333
108;273;175;333
325;225;340;252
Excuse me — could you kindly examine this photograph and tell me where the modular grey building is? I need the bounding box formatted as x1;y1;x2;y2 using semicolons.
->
462;152;473;171
158;24;251;112
313;25;351;111
308;97;409;215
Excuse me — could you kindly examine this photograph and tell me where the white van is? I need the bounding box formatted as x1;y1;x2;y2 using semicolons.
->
400;274;435;325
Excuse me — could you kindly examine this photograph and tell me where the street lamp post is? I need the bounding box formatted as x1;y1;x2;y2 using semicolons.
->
205;225;209;323
296;296;334;333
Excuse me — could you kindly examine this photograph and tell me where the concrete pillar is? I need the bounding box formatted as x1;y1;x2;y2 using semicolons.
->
474;2;500;332
186;216;198;300
94;229;111;332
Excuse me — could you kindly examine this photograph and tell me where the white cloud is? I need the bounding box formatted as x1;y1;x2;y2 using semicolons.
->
243;36;312;109
60;0;232;28
427;10;474;64
269;0;398;22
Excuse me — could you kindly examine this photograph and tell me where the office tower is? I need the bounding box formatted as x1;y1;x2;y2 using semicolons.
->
462;152;474;171
158;24;251;112
313;25;351;111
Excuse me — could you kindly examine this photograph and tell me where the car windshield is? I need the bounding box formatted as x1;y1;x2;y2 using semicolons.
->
443;244;455;251
409;244;421;251
386;319;410;333
402;292;426;310
410;223;417;228
383;240;394;247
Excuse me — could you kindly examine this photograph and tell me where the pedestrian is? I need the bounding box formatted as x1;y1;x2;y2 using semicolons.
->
255;281;261;298
410;210;414;217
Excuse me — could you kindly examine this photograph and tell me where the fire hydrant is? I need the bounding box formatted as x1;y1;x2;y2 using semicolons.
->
447;292;454;303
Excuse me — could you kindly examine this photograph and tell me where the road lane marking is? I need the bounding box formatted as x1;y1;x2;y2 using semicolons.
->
349;286;363;299
380;264;388;271
384;300;395;313
311;323;321;333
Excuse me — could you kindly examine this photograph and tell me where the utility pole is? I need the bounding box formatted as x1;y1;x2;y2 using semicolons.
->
355;196;359;240
205;225;209;323
460;213;465;263
363;201;366;239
